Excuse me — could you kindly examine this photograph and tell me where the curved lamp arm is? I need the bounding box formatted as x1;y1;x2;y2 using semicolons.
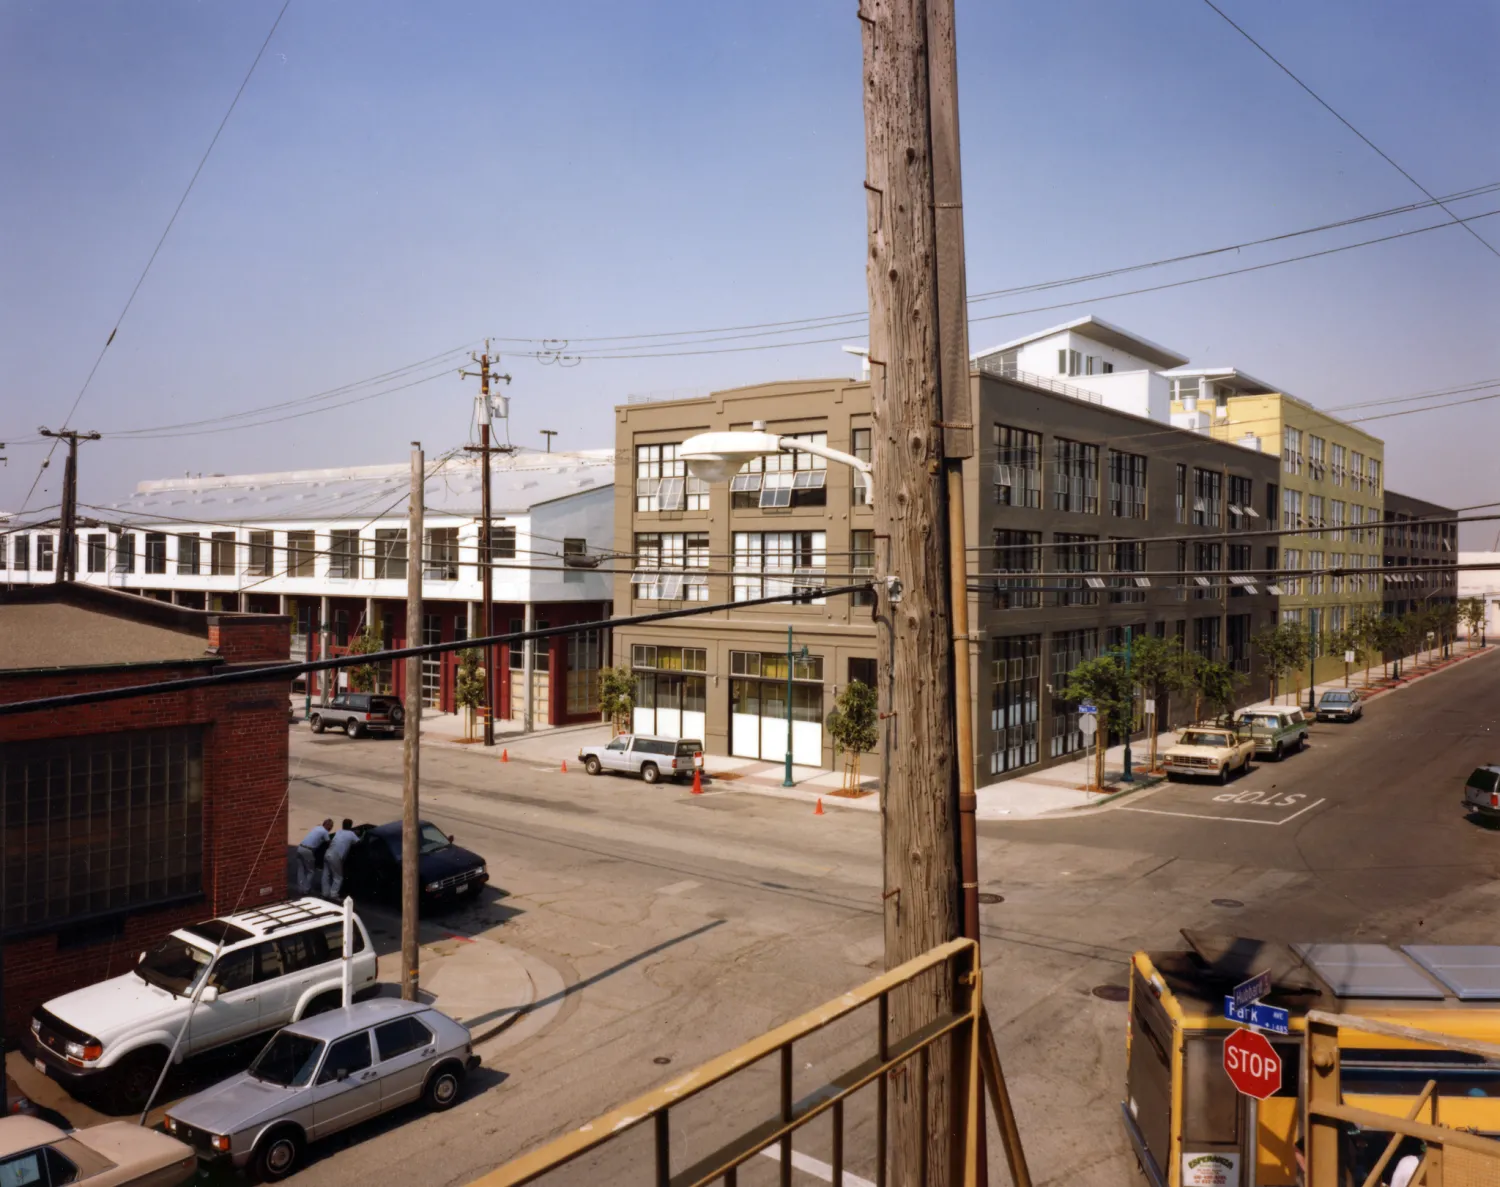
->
774;436;872;476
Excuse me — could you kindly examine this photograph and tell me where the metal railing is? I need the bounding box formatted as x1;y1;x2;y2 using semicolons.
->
1306;1009;1500;1186
975;358;1105;405
470;939;995;1187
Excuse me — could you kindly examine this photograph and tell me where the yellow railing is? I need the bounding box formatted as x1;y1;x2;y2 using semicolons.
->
1306;1009;1500;1187
470;938;986;1187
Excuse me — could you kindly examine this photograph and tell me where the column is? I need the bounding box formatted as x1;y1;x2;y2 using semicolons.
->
522;602;535;733
320;595;332;704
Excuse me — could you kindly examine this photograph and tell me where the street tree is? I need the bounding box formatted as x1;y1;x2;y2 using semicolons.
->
1365;614;1405;680
1061;653;1133;791
1461;596;1487;646
1252;622;1303;705
826;679;879;791
1431;601;1459;658
597;667;635;735
1323;621;1365;688
1127;633;1193;771
455;648;485;740
1194;658;1246;725
347;624;382;693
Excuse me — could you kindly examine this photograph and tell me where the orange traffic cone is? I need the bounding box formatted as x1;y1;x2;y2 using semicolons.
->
814;797;824;816
691;768;703;795
561;759;568;773
501;749;508;762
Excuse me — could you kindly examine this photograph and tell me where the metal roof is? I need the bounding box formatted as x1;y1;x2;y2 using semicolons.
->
100;450;614;525
1294;942;1445;999
1402;945;1500;1001
970;315;1190;370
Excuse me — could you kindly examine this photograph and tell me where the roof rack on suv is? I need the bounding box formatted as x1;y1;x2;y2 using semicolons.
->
231;898;343;937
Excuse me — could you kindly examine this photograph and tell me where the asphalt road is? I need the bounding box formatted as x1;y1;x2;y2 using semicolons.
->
26;649;1493;1186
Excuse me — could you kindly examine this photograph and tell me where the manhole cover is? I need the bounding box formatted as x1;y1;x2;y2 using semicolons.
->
1091;984;1129;1002
976;892;1004;904
653;1056;672;1065
1212;898;1245;909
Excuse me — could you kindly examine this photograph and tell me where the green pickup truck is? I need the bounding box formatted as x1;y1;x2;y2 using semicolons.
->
1233;705;1311;761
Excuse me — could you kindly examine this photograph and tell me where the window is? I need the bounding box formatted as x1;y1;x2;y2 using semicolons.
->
176;533;200;575
1049;629;1098;758
1175;464;1187;524
851;428;873;506
848;657;878;689
1283;548;1302;595
1191;468;1222;528
374;529;407;580
1367;457;1381;493
731;433;828;510
1109;539;1145;604
1228;543;1252;596
1265;482;1279;524
375;1016;434;1061
1193;616;1221;660
993;425;1042;509
1308;434;1326;477
1330;442;1346;486
317;1032;373;1084
851;528;875;607
115;532;137;574
1308;550;1325;596
210;531;236;576
732;531;826;603
247;530;274;577
12;535;27;571
1350;451;1365;491
424;527;458;580
36;535;55;573
633;532;710;601
318;921;367;958
566;628;605;715
1331;553;1345;595
144;532;168;575
635;443;708;512
632;645;708;672
277;931;327;975
87;533;107;573
730;650;822;683
327;529;358;578
992;530;1042;609
1228;474;1253;529
489;524;517;560
1052;439;1099;513
1329;500;1345;542
1;728;204;933
990;635;1041;774
1227;614;1252;673
1193;542;1222;599
1171;376;1201;405
285;531;315;577
1282;489;1302;533
1282;427;1302;475
1058;348;1082;377
1108;450;1147;518
1054;533;1099;606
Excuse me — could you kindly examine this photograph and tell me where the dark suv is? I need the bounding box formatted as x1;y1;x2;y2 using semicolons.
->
309;693;405;738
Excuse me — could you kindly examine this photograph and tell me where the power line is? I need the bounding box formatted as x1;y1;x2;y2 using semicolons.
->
1197;0;1500;261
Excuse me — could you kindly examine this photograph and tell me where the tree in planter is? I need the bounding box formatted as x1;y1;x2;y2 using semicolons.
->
1127;633;1193;772
597;667;636;735
826;679;879;792
1252;623;1296;706
1431;601;1459;659
347;624;382;694
455;648;486;740
1322;622;1364;688
1461;596;1487;647
1059;654;1133;791
1365;614;1405;681
1194;658;1246;726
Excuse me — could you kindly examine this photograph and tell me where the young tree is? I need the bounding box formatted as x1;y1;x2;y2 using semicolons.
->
597;667;636;735
1365;614;1404;681
1323;622;1364;688
454;648;486;740
1060;654;1132;791
826;679;880;791
1194;658;1246;725
1461;596;1487;647
1252;623;1297;705
347;623;382;693
1127;633;1191;771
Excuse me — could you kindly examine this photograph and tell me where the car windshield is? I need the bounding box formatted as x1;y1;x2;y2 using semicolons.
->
675;740;703;756
1468;769;1500;794
136;937;214;996
1320;691;1354;703
418;823;451;854
249;1031;325;1087
1238;714;1279;730
1180;731;1231;747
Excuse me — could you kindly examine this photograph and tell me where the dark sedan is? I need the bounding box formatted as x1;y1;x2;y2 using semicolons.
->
344;821;489;907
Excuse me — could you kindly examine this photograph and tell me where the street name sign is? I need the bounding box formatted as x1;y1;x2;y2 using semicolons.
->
1231;970;1272;1010
1223;996;1290;1035
1078;701;1097;715
1223;1028;1281;1099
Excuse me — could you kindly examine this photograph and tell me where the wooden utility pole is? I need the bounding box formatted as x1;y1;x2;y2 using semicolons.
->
401;443;424;1001
39;428;100;582
462;343;513;746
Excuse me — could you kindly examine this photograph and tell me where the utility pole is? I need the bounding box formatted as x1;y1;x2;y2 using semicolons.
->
39;428;100;582
401;443;424;1001
540;430;557;453
462;343;512;746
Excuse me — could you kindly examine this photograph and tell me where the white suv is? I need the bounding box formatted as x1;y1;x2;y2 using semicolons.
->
23;899;378;1114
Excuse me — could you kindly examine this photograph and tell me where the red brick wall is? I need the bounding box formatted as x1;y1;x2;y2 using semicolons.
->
1;647;290;1042
208;615;291;664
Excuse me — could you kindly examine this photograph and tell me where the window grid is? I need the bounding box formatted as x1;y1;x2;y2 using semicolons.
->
635;443;709;512
993;424;1042;509
1054;533;1099;607
992;530;1042;609
1191;468;1223;528
633;532;710;601
1052;439;1099;514
1228;474;1253;530
989;635;1041;774
732;531;826;603
1108;450;1147;519
852;428;873;506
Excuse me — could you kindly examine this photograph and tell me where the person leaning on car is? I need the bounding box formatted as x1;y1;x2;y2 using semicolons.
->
296;819;334;895
323;819;358;900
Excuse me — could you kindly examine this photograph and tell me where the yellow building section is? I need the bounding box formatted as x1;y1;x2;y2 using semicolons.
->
1176;391;1386;688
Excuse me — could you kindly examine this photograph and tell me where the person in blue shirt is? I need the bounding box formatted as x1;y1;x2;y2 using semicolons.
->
296;819;333;896
323;819;359;900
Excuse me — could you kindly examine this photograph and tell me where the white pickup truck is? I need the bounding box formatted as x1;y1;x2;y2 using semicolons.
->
1162;725;1256;784
578;734;704;784
23;899;377;1114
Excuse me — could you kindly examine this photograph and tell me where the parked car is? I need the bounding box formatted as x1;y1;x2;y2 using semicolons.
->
24;899;378;1114
1233;706;1311;761
163;1000;478;1182
1316;689;1364;722
1;1113;196;1187
578;734;704;784
1463;765;1500;819
309;693;405;738
1162;725;1256;784
345;820;489;906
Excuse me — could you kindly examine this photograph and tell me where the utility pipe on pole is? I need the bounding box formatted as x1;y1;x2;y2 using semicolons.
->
401;443;424;1001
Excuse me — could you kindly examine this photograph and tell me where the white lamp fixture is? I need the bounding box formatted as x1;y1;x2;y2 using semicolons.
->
679;420;874;488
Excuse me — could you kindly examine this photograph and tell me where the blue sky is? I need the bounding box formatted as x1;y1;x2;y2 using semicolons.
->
3;0;1497;542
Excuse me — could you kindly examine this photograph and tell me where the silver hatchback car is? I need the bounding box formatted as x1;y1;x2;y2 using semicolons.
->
163;999;477;1182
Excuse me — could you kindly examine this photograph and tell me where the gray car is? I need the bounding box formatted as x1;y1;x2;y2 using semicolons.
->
163;999;477;1182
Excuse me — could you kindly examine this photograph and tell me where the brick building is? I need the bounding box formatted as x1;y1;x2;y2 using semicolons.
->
0;583;290;1042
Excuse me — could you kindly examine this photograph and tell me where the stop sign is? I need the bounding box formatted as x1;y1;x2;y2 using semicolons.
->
1223;1027;1281;1099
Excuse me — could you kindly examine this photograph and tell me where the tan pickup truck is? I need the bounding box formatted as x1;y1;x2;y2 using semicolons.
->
1162;724;1256;784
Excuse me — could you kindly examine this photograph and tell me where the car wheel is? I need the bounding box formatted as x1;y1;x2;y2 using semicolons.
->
345;718;363;738
104;1048;168;1115
310;715;325;734
253;1126;305;1183
423;1061;466;1112
1166;773;1180;783
1296;734;1307;752
1272;742;1284;762
585;756;602;776
301;991;340;1018
641;763;661;785
1217;765;1230;785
